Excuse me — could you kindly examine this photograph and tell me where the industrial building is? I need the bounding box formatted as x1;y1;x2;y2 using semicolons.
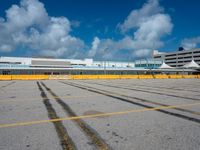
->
153;48;200;67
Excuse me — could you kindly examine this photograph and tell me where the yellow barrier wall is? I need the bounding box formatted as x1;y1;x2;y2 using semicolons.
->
182;75;198;78
98;75;120;79
48;75;71;80
120;75;139;79
71;75;148;80
153;74;169;79
70;75;121;80
10;75;48;80
168;75;183;79
0;74;200;80
69;74;200;80
138;75;154;79
70;75;139;80
13;75;48;80
0;75;12;80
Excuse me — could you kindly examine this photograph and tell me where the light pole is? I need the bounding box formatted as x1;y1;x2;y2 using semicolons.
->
104;61;106;74
103;47;108;75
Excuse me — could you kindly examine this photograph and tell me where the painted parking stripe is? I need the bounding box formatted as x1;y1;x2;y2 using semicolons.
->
0;102;200;128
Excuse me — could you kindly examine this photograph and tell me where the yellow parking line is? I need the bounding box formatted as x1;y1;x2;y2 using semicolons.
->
0;102;200;128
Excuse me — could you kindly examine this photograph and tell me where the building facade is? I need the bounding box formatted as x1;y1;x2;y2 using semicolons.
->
0;57;135;68
0;55;198;75
153;48;200;67
0;56;136;75
134;59;162;69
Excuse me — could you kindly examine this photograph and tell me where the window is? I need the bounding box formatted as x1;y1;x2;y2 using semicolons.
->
165;58;176;60
165;54;176;57
154;56;161;58
193;51;200;54
178;52;192;56
2;70;11;75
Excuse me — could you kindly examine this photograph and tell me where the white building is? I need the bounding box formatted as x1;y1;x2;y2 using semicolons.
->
0;56;135;68
153;48;200;67
0;56;198;75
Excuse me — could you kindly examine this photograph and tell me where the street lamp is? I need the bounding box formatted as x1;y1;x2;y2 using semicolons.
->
103;47;108;75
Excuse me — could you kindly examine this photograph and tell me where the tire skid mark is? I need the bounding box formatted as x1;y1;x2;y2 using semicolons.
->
86;82;200;102
80;81;200;115
130;83;200;93
36;82;76;150
40;82;111;150
100;80;200;93
61;81;200;124
101;80;200;94
0;81;15;89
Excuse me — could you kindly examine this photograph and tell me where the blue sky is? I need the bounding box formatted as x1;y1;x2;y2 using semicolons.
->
0;0;200;60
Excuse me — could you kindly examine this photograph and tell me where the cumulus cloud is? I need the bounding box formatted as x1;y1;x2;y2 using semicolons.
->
0;0;173;60
119;0;163;33
89;0;173;59
88;37;133;60
181;36;200;50
0;0;85;58
88;37;100;57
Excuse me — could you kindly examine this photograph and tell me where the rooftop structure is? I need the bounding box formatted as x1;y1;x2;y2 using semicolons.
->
159;62;174;69
183;60;200;68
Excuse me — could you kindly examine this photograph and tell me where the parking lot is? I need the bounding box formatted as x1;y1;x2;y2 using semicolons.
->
0;79;200;150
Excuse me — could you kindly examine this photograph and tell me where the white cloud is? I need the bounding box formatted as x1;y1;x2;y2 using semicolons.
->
89;0;173;59
87;37;132;60
5;0;49;30
132;49;151;58
71;20;81;28
0;45;13;52
0;0;173;60
181;36;200;50
132;13;172;50
88;37;100;57
119;0;163;33
0;0;85;58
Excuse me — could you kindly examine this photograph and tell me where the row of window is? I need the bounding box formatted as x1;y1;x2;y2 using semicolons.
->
155;51;200;59
165;55;200;61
